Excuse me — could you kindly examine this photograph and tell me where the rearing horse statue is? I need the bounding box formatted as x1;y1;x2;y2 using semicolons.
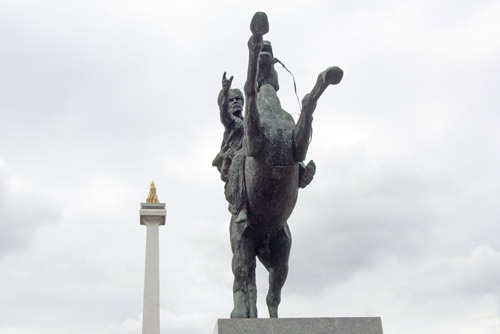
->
214;12;343;318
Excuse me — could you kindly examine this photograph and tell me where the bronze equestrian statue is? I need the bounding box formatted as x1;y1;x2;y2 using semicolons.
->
213;12;343;318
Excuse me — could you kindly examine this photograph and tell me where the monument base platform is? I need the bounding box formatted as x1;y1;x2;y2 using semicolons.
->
213;317;383;334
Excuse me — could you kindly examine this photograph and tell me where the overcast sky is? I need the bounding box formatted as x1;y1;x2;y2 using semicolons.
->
1;0;500;333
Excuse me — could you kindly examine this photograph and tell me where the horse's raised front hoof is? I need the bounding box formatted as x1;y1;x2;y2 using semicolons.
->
320;66;344;86
250;12;269;36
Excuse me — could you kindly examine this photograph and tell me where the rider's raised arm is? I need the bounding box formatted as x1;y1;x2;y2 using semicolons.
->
219;72;233;128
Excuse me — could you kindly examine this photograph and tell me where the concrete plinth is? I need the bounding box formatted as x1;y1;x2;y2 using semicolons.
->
213;317;383;334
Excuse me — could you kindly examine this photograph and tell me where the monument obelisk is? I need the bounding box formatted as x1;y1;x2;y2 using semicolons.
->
140;181;166;334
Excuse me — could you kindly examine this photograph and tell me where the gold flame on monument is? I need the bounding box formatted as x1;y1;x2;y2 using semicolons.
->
146;181;159;203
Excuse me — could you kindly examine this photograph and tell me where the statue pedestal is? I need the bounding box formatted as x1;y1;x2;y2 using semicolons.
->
213;317;383;334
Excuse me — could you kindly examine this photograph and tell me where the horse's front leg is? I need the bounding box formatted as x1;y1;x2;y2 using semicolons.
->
294;66;343;161
244;12;268;98
244;12;268;156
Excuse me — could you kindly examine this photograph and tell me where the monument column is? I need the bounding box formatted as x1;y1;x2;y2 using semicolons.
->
140;182;166;334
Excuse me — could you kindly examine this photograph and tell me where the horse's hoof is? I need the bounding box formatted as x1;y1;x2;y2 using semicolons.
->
320;66;343;86
231;291;249;318
230;309;247;318
268;307;278;318
231;307;249;318
250;12;269;36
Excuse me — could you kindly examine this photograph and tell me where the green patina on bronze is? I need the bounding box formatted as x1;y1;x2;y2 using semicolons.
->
213;12;343;319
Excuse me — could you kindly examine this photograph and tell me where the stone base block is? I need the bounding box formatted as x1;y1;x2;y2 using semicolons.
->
213;317;383;334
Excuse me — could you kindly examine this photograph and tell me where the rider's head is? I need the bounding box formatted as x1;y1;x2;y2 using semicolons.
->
228;89;244;119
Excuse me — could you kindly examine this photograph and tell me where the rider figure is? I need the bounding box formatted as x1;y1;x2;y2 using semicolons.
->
212;73;248;224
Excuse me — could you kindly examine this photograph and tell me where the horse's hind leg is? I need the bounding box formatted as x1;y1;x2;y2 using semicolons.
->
258;224;292;318
247;260;258;317
267;261;288;318
231;224;258;318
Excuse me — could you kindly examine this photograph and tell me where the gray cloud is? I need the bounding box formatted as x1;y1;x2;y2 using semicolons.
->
284;143;454;292
1;1;500;334
0;161;61;255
